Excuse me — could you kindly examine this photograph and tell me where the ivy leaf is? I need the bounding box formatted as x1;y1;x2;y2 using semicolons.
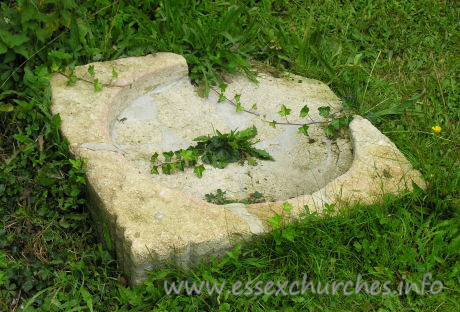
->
283;202;293;212
218;83;227;102
112;67;118;78
180;149;196;161
300;105;310;118
278;104;291;117
298;124;309;136
88;65;95;76
330;118;341;130
174;150;182;160
194;165;205;178
219;83;227;93
269;120;277;128
339;115;353;127
318;106;331;118
268;213;283;229
150;166;159;174
93;79;103;92
162;151;174;162
281;227;296;242
150;152;159;163
252;191;262;199
235;102;244;112
251;103;257;110
67;74;77;86
50;62;60;72
234;94;241;102
162;164;171;174
68;61;76;71
324;126;336;138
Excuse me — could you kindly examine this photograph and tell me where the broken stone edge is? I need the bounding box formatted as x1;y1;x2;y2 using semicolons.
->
50;53;426;285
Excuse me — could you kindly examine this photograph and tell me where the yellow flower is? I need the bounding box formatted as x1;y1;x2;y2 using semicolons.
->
432;126;442;133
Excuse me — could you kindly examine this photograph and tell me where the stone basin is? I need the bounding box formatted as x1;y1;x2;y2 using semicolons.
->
50;53;425;285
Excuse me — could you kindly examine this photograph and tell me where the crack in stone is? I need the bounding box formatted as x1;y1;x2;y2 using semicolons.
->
223;203;265;234
80;142;120;152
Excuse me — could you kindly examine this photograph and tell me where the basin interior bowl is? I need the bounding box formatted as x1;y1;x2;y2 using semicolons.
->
109;74;353;203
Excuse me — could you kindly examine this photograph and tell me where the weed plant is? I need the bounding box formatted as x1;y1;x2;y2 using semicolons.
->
150;126;274;177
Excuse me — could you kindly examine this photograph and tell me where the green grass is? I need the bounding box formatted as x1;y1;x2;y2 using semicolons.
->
0;0;458;311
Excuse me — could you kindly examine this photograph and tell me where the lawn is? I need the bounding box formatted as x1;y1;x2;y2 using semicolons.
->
0;0;458;311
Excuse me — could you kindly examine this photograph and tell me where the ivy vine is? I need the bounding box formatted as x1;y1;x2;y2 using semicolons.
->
212;83;353;139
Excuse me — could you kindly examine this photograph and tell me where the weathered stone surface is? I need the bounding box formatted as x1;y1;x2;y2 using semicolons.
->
111;71;354;203
50;53;425;285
